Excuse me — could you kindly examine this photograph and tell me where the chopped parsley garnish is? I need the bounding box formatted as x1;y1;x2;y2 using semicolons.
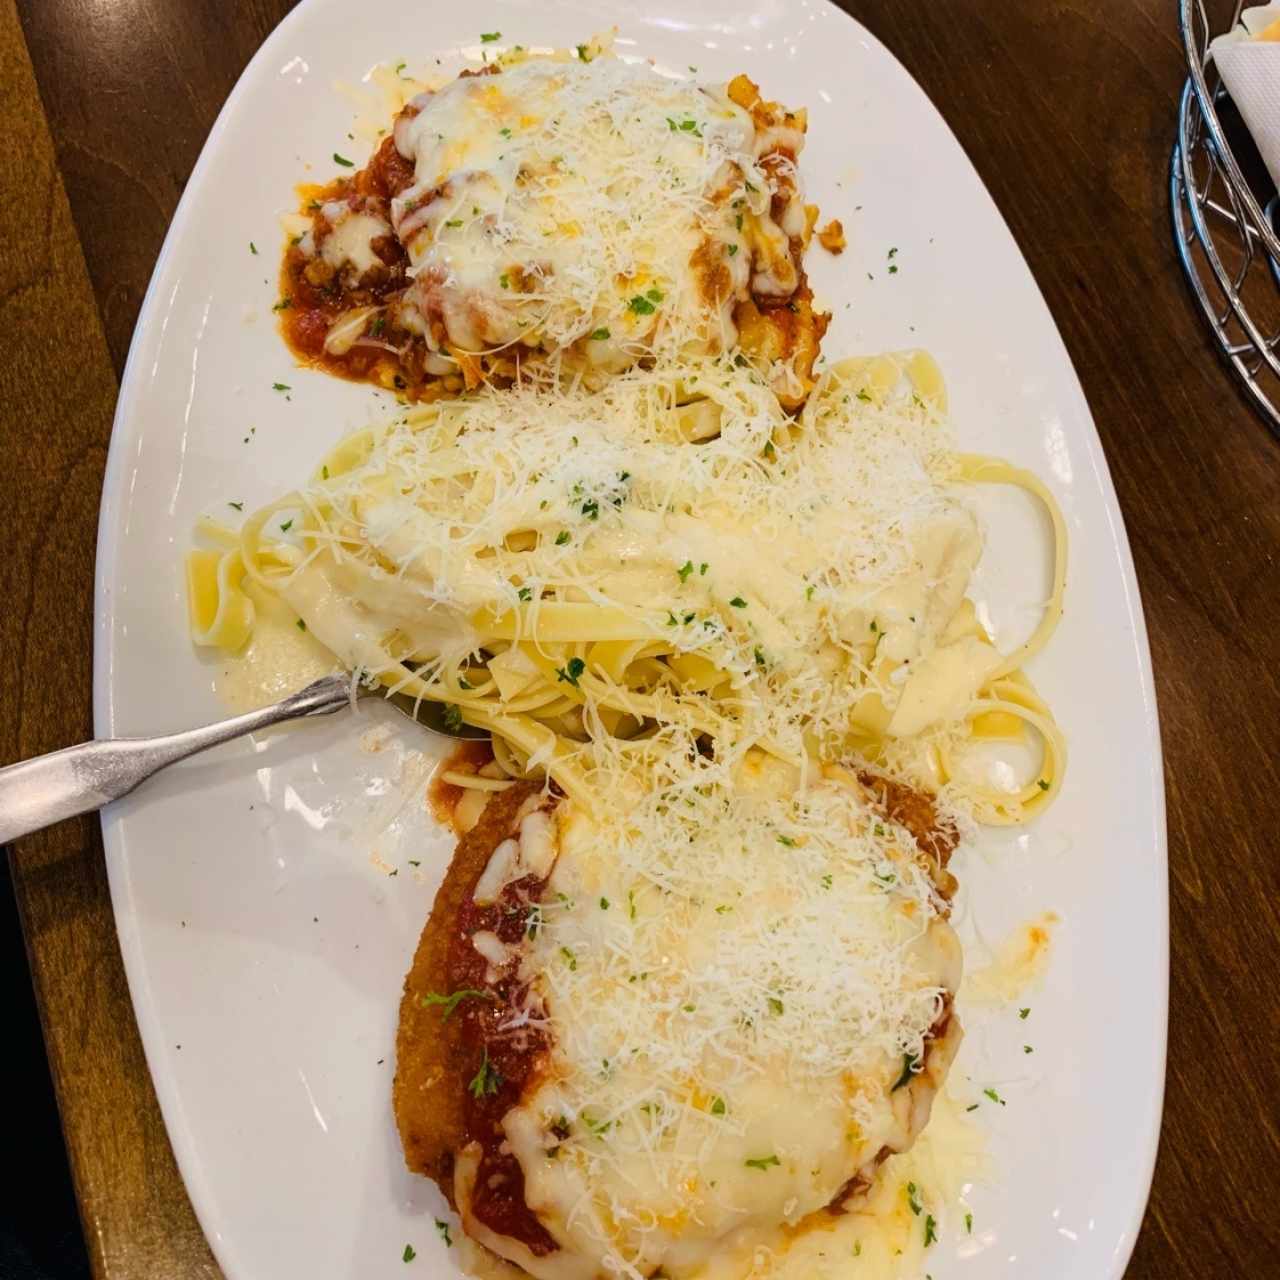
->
499;127;512;138
560;946;578;970
556;656;586;687
227;500;244;511
517;586;533;601
395;61;406;73
1024;1044;1034;1054
444;218;463;228
480;31;501;42
249;242;258;255
435;1218;453;1246
1037;778;1050;791
576;43;589;60
677;560;694;582
983;1087;1006;1106
421;988;491;1020
906;1182;923;1215
628;889;637;919
744;1154;780;1171
727;242;739;256
585;1113;611;1137
666;116;703;137
279;518;293;532
767;996;784;1015
892;1053;920;1091
754;647;767;667
599;897;609;910
729;596;747;608
554;530;571;546
628;294;657;315
272;382;291;392
441;704;464;733
589;327;610;340
805;584;816;600
321;465;329;479
924;1214;938;1246
966;1103;979;1112
965;1212;974;1234
888;264;899;274
499;273;510;289
332;152;354;167
699;562;709;575
296;619;306;632
402;1242;416;1262
580;497;599;520
1019;1007;1031;1019
710;1096;726;1116
820;873;833;890
776;834;795;847
888;247;899;258
467;1048;502;1098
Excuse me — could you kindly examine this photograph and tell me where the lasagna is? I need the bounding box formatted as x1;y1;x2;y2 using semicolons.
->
394;757;963;1279
279;47;828;408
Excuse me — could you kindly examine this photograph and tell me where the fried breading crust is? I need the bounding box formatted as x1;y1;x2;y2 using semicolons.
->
857;769;960;901
393;782;536;1198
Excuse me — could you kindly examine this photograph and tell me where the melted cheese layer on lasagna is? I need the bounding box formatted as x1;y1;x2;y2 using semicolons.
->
281;50;826;406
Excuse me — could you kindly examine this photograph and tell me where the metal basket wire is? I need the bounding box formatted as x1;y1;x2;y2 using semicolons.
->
1172;0;1280;438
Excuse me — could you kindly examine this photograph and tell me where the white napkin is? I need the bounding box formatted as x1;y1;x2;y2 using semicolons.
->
1211;5;1280;192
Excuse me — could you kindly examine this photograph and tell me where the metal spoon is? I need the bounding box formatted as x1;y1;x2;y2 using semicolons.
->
0;673;485;845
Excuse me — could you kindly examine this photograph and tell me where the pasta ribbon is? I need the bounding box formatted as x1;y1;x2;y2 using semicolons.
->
186;550;254;652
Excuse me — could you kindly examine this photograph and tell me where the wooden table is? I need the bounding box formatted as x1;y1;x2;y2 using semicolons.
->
2;0;1277;1275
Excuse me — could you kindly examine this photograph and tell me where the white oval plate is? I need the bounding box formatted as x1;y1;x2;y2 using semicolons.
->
94;1;1167;1277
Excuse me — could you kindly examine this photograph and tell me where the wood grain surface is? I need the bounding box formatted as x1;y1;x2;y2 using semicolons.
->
2;0;1277;1276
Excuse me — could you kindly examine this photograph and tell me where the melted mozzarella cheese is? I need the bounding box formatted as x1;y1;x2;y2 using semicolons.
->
318;204;391;276
389;56;788;370
480;770;961;1278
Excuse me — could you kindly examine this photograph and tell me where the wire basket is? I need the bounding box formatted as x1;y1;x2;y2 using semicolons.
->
1172;0;1280;438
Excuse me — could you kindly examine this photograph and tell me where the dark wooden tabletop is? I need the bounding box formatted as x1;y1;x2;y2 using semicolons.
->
2;0;1278;1276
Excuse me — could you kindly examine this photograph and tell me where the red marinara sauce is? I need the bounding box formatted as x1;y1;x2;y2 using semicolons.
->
448;858;559;1255
276;133;428;392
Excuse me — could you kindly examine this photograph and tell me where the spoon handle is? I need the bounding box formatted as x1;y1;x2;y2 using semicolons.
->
0;675;352;845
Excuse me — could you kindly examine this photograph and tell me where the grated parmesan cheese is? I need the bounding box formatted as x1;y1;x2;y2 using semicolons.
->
490;760;961;1277
276;354;994;795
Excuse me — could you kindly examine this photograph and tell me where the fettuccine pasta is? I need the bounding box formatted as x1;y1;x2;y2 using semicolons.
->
187;349;1065;824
